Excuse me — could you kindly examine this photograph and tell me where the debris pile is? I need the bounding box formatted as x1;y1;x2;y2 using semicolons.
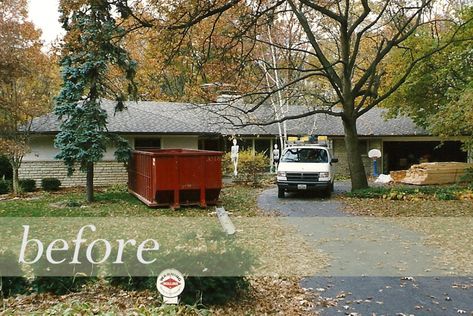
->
396;162;473;185
389;170;406;182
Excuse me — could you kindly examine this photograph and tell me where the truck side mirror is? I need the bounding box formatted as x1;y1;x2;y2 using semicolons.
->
331;158;339;163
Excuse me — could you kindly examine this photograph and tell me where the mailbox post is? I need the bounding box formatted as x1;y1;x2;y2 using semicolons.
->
368;149;382;177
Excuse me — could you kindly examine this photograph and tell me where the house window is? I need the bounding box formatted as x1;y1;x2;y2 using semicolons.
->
199;138;222;151
135;138;161;150
254;139;271;157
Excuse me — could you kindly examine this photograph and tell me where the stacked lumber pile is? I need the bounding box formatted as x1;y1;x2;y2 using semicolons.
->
400;162;473;185
390;170;407;183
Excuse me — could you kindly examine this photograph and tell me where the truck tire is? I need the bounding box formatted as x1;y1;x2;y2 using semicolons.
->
278;187;285;198
324;186;332;198
330;181;335;192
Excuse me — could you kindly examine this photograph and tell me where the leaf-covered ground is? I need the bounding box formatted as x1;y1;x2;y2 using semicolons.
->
1;277;317;315
395;218;473;275
341;192;473;275
342;197;473;217
0;184;325;314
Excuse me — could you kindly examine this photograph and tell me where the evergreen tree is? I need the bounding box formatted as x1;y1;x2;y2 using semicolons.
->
55;0;138;202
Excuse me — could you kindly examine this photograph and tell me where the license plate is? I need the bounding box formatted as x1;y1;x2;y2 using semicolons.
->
297;184;307;190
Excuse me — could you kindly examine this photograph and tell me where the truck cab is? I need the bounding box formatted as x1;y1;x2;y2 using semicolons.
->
276;145;338;198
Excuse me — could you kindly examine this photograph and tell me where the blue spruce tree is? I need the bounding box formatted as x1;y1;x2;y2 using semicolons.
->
55;0;138;202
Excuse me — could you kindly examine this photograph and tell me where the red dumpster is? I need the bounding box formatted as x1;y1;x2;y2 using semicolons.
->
128;149;223;208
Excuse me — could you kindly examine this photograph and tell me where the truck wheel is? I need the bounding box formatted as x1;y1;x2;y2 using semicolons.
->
278;187;285;198
330;181;335;192
324;186;332;198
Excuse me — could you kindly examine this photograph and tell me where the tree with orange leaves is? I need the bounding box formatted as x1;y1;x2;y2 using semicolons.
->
0;0;59;194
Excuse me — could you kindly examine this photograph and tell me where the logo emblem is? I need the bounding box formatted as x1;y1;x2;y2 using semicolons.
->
157;269;185;298
161;277;179;289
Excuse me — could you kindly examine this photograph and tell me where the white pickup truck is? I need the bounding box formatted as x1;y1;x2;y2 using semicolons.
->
276;145;338;198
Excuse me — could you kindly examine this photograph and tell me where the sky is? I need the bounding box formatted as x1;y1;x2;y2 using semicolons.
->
27;0;63;45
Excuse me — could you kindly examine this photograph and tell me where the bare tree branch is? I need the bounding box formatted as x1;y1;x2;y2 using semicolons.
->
167;0;242;31
287;0;344;101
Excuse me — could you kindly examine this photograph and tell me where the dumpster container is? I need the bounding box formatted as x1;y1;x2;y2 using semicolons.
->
128;149;223;208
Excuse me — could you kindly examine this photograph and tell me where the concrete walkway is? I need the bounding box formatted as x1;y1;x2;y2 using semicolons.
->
257;182;473;315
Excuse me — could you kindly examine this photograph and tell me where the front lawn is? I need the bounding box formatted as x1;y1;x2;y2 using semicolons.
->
0;185;261;217
0;184;324;315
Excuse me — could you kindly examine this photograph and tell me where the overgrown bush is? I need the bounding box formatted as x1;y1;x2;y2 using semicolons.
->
31;276;94;295
108;274;249;306
19;179;36;192
0;180;12;194
30;247;97;295
0;250;29;297
108;276;156;291
0;155;12;180
41;178;61;191
222;150;269;186
182;277;249;305
108;230;252;306
106;247;160;291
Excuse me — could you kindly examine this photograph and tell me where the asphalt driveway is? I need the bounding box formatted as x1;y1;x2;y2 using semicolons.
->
257;182;473;315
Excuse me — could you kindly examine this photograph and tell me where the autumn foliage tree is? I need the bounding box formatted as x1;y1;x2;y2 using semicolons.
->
0;0;58;194
55;0;139;202
384;6;473;153
118;2;259;103
145;0;472;190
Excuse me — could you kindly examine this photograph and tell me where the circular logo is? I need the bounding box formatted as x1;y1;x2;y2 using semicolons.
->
156;269;185;298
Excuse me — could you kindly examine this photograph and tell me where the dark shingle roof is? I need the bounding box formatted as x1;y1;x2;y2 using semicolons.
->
30;100;427;136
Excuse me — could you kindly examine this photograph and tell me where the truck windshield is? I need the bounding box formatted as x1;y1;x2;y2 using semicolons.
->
281;148;328;163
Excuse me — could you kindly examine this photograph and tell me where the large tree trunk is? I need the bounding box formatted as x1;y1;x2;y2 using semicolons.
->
342;116;369;191
86;162;94;203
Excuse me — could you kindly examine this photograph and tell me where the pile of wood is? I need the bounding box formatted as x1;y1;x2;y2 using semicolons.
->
397;162;473;185
390;170;406;183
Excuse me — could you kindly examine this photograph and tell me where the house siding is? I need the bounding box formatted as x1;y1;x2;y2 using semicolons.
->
332;139;361;176
332;138;382;176
18;135;198;187
23;135;130;162
19;161;128;187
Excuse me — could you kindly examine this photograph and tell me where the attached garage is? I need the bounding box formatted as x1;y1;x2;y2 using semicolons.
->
383;140;468;172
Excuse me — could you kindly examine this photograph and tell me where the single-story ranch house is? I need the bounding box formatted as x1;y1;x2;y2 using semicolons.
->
20;100;472;187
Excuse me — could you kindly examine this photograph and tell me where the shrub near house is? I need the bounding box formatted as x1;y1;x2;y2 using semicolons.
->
41;178;61;191
222;150;269;185
19;179;36;192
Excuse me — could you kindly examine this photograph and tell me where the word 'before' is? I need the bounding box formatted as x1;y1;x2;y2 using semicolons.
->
18;224;160;265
